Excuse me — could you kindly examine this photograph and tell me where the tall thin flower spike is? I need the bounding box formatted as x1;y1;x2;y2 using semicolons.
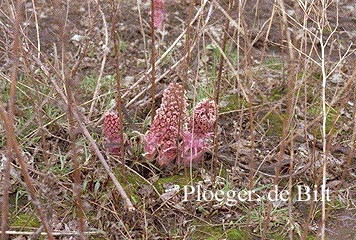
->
103;112;121;155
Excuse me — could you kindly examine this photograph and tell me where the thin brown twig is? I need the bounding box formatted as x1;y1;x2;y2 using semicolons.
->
110;0;125;170
338;64;356;187
182;0;194;89
88;0;109;119
53;0;85;237
150;0;156;122
181;0;194;172
2;1;22;239
211;0;233;178
0;102;54;239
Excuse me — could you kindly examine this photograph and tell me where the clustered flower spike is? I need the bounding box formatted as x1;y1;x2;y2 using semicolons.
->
153;0;165;29
181;100;217;164
190;100;217;137
103;85;217;168
103;112;122;155
144;83;187;166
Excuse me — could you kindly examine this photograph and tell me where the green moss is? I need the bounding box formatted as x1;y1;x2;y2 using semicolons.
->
307;105;340;138
153;174;190;194
196;83;214;103
220;94;248;113
190;225;248;240
226;228;247;240
191;225;224;240
269;87;286;101
265;112;285;137
114;169;147;204
263;57;284;71
11;213;41;228
313;71;322;80
269;233;285;240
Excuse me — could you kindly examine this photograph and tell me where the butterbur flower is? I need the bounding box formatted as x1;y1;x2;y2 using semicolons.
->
190;100;217;137
153;0;164;29
144;83;187;166
181;100;217;164
103;112;121;155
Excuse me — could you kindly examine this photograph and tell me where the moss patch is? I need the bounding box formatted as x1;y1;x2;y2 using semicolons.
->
263;57;284;71
220;94;248;113
226;228;248;240
114;169;147;204
307;104;340;138
269;87;286;101
190;225;248;240
265;112;285;137
153;173;191;194
10;212;41;228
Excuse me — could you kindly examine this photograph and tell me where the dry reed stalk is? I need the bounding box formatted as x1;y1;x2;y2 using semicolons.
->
110;0;126;170
211;0;233;178
88;1;109;119
182;0;194;89
2;1;22;239
53;0;86;237
181;0;194;171
150;0;156;122
235;1;256;230
261;0;297;238
338;63;356;187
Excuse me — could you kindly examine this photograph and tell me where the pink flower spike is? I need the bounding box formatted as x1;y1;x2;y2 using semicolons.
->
153;0;164;29
181;99;217;164
103;112;121;155
190;100;217;137
143;83;187;165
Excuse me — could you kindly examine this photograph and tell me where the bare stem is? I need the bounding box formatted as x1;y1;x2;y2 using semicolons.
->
2;1;22;239
150;0;156;122
211;0;233;178
54;0;86;237
110;0;125;170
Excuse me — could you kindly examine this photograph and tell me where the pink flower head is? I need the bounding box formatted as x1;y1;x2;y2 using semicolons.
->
190;100;217;137
181;100;217;164
144;83;187;166
153;0;164;29
103;112;121;155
